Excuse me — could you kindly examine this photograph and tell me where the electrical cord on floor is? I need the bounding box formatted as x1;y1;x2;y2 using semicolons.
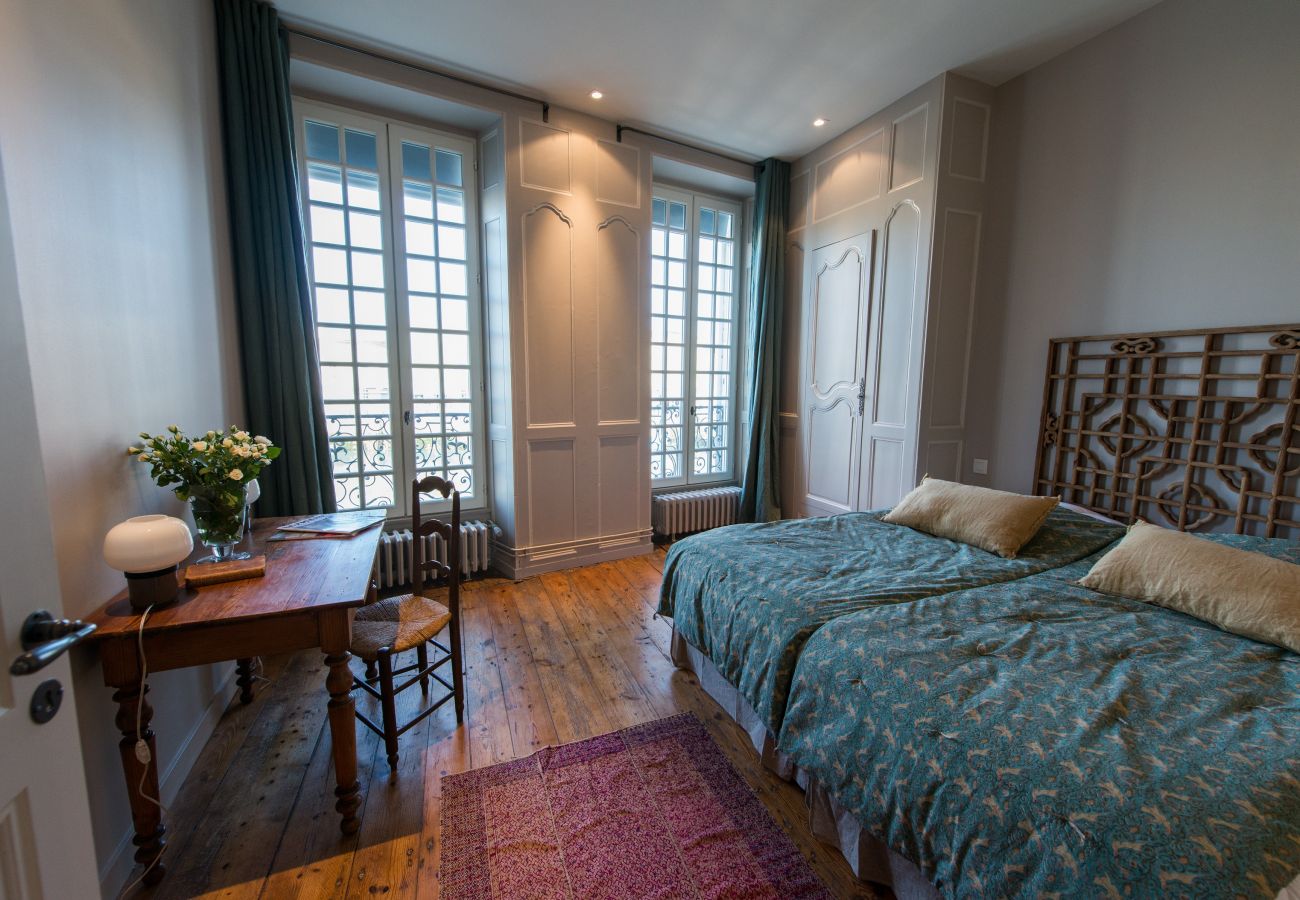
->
251;655;270;686
121;604;169;896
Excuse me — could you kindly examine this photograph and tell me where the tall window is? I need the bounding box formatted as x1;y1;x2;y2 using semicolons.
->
650;187;742;486
295;101;484;514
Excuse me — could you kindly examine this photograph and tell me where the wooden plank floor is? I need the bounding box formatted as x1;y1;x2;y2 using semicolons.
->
123;549;881;900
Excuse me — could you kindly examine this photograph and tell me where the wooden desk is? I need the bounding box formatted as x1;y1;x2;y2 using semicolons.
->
84;517;383;886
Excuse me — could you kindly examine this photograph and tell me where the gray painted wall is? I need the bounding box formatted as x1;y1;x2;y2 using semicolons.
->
965;0;1300;492
0;0;242;890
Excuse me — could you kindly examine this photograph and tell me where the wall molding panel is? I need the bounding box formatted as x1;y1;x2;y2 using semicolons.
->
595;140;641;208
519;119;573;194
947;98;990;183
872;199;921;428
889;103;929;192
525;437;578;548
494;106;655;576
927;208;982;430
812;127;886;223
521;201;576;428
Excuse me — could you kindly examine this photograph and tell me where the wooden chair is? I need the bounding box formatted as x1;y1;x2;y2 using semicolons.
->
350;476;465;770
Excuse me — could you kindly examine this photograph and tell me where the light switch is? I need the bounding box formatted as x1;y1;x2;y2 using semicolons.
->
972;458;989;476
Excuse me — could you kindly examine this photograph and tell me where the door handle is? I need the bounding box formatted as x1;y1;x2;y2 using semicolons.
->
9;610;97;676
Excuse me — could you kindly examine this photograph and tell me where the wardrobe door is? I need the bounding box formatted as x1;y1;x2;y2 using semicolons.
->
801;231;875;516
857;201;923;511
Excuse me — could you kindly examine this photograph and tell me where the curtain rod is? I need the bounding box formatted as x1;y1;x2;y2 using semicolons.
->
283;27;551;123
615;124;755;171
283;26;758;173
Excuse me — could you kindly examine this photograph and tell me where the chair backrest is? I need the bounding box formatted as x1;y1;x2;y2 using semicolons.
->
410;476;461;615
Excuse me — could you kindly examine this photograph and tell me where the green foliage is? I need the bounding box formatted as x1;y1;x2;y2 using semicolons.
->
127;425;280;500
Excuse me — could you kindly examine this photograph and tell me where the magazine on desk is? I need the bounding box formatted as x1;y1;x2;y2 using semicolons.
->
272;509;387;538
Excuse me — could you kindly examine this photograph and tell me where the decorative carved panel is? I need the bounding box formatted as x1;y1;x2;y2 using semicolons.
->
1035;324;1300;537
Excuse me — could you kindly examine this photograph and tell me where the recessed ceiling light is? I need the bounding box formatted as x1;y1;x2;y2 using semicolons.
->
812;117;827;127
590;90;604;100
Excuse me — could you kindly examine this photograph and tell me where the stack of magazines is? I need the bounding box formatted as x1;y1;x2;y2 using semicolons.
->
271;509;386;540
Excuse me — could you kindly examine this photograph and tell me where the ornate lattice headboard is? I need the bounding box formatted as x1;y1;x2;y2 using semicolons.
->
1034;324;1300;538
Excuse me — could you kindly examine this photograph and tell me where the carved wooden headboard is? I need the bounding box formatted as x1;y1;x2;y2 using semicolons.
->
1034;324;1300;538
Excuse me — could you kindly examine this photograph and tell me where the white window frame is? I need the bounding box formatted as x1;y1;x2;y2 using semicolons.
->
650;184;743;489
294;99;486;517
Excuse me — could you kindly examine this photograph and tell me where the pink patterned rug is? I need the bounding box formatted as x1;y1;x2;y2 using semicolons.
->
440;714;831;899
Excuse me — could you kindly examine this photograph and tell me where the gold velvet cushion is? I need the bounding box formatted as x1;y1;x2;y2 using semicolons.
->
350;593;451;659
1080;522;1300;653
882;477;1059;558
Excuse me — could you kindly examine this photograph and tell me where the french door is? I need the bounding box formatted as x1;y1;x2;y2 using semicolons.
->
650;185;743;488
295;101;485;515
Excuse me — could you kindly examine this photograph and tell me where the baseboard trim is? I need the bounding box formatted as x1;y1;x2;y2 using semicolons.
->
492;528;653;580
99;662;238;895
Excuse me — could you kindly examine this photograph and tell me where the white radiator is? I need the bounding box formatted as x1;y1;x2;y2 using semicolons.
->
652;486;742;539
374;521;494;587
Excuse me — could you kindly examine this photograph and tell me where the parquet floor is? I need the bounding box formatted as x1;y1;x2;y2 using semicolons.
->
124;549;878;899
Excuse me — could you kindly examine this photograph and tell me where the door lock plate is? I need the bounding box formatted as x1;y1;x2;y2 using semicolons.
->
29;678;63;724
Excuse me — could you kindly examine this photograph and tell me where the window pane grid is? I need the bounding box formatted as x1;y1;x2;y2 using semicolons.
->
399;140;475;499
303;119;394;511
650;196;689;481
693;206;737;478
651;193;740;484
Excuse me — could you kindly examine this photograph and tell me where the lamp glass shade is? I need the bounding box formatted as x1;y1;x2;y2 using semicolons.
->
103;515;194;573
244;478;261;506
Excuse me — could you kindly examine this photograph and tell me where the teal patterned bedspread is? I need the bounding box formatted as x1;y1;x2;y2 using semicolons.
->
657;508;1124;734
778;535;1300;899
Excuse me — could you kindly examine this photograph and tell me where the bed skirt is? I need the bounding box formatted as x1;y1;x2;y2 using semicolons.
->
670;629;940;900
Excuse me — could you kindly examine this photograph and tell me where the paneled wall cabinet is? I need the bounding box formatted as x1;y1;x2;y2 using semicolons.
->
781;73;993;517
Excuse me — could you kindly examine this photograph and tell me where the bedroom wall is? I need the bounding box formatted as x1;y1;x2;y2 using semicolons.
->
287;34;755;578
0;0;243;891
965;0;1300;492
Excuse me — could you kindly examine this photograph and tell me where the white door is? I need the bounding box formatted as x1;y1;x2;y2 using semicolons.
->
800;231;876;517
0;151;100;899
856;201;923;511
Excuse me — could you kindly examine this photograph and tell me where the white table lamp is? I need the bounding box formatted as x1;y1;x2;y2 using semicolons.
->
103;515;194;610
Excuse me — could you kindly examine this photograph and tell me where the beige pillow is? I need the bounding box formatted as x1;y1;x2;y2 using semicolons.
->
882;477;1060;558
1080;521;1300;653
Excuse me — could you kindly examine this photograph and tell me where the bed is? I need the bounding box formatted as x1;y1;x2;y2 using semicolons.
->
779;536;1300;898
657;507;1123;735
659;324;1300;897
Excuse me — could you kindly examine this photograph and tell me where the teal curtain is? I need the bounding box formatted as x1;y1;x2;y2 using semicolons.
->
214;0;335;515
738;158;790;523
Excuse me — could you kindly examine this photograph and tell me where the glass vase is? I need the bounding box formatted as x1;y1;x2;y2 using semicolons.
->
189;484;250;563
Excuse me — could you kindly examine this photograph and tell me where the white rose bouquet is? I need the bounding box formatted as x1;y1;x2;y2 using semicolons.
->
128;425;281;560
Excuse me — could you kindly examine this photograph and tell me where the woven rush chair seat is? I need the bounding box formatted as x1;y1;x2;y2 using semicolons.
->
351;474;466;772
351;594;451;660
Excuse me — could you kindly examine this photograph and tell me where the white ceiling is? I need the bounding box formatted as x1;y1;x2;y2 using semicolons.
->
275;0;1161;161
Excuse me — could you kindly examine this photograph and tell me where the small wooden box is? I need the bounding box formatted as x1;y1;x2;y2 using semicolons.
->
185;554;267;588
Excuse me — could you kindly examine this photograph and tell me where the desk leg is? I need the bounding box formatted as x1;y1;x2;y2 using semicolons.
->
236;658;255;704
114;684;167;885
324;648;361;834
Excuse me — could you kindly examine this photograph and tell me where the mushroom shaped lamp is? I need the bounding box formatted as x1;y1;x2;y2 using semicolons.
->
103;515;194;610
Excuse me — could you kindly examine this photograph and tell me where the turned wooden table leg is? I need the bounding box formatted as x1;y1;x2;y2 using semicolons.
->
114;683;167;885
324;649;361;834
236;657;255;704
